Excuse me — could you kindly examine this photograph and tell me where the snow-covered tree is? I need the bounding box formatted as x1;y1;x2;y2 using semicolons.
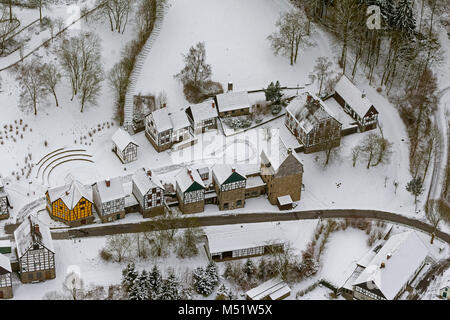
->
174;42;212;88
160;271;180;300
176;227;199;258
192;263;219;297
267;8;311;65
30;0;51;22
257;258;267;280
121;263;138;293
216;283;233;300
406;177;424;209
393;0;416;36
97;0;132;33
148;265;163;299
129;270;151;300
15;58;46;116
265;81;283;104
243;259;255;279
104;234;133;262
377;0;396;29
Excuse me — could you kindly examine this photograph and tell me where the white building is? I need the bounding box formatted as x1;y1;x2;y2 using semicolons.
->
112;128;139;163
185;99;218;134
92;177;126;223
352;231;431;300
205;225;285;261
215;86;251;118
132;168;165;218
175;167;206;214
245;277;291;300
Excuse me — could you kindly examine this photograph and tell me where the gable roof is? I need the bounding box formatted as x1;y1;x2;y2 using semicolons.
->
112;128;138;151
132;168;165;195
353;231;429;300
216;91;250;113
286;92;340;133
95;177;126;203
175;167;205;193
150;108;173;132
334;75;376;118
169;109;190;131
261;142;303;177
186;100;218;122
14;217;54;258
0;253;11;274
47;179;93;210
211;164;246;186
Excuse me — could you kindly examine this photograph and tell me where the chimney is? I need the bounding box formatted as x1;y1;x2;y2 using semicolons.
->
231;166;235;173
362;90;366;99
227;82;233;92
212;102;215;109
380;262;385;269
387;253;391;260
306;94;312;103
147;170;152;177
65;191;70;196
105;179;110;187
288;148;292;155
163;103;166;109
187;169;193;181
34;224;40;235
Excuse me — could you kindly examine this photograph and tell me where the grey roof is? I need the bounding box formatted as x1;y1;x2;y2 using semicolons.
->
261;148;303;178
175;167;205;192
216;91;250;113
150;108;173;132
95;177;126;203
47;179;93;209
14;217;54;258
132;168;164;195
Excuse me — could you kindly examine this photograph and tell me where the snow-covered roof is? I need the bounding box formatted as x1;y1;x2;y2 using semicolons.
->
0;178;6;197
95;177;126;203
334;75;375;117
187;100;218;122
206;225;285;254
47;179;93;210
169;109;190;131
0;253;11;274
14;217;54;258
150;108;173;132
132;168;164;195
216;91;250;113
245;176;265;189
246;278;290;300
112;128;138;151
211;163;246;185
260;146;303;178
353;231;429;300
440;269;450;290
286;92;339;133
175;167;205;192
277;195;292;206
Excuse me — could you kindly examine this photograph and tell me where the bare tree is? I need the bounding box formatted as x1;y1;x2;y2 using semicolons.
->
97;0;132;33
309;56;333;95
0;7;18;55
351;146;360;167
105;234;133;262
174;42;212;88
15;58;46;115
267;9;311;65
30;0;50;22
425;199;447;244
359;133;393;169
57;32;104;111
41;63;62;107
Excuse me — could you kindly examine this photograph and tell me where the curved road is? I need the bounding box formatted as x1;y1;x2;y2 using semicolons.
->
51;209;450;244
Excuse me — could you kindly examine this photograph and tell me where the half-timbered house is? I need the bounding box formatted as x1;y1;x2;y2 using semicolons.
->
260;145;304;206
351;231;430;300
334;75;379;132
145;107;174;152
132;168;165;218
0;178;11;220
46;179;94;227
175;167;205;214
93;177;126;223
185;100;218;134
14;217;55;284
112;128;139;163
285;92;342;153
212;164;247;210
0;253;12;298
169;109;191;143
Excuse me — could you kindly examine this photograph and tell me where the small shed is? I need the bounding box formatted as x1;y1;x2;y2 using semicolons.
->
0;240;11;254
112;128;139;164
245;278;291;300
197;167;210;181
277;195;293;210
